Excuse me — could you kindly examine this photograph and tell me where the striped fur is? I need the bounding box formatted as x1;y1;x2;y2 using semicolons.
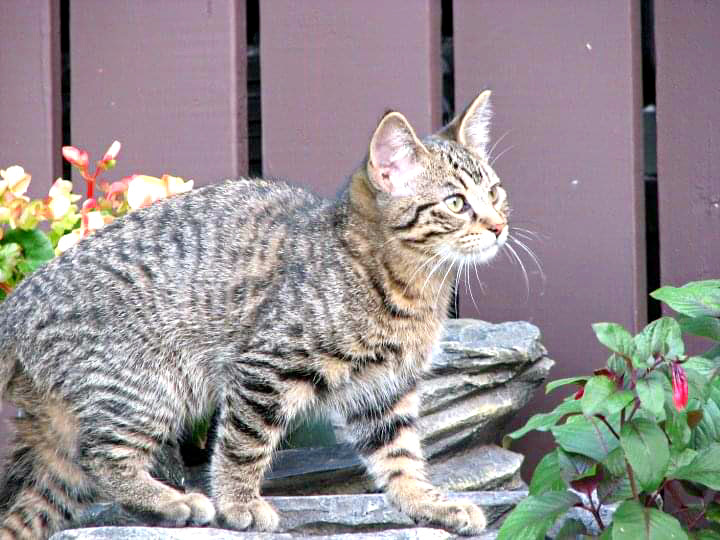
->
0;91;507;538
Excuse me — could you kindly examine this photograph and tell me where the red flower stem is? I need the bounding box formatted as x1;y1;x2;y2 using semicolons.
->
0;282;12;294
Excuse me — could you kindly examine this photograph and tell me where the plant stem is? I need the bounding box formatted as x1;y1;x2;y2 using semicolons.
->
596;414;620;439
625;458;640;502
626;399;641;423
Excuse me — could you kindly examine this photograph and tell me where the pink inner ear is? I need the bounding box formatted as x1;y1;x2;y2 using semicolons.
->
371;141;421;197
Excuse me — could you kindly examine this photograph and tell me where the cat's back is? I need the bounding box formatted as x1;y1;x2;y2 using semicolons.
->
0;178;330;358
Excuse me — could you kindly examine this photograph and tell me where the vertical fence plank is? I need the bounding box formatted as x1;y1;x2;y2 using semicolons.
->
71;0;246;188
655;2;720;288
453;0;645;475
0;0;61;453
0;0;62;197
261;1;441;196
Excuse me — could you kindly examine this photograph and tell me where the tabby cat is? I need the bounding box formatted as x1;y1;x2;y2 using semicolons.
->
0;90;508;539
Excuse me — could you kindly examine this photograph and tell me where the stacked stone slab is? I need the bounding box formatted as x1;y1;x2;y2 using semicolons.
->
53;319;554;537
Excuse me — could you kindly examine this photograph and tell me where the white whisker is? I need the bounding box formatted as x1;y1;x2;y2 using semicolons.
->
490;144;515;167
452;262;462;317
504;241;530;299
435;258;457;312
472;261;486;294
510;236;546;287
487;129;512;160
403;252;442;296
421;253;452;295
465;262;480;313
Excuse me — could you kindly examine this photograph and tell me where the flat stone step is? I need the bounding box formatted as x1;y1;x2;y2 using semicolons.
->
53;491;526;540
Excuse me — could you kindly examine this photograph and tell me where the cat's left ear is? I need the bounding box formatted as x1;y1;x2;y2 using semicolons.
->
439;90;492;158
368;112;429;197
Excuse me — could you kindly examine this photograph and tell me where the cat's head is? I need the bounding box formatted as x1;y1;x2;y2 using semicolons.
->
365;90;508;265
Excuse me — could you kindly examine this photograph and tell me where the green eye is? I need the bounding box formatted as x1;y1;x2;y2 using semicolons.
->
489;185;499;202
445;195;467;213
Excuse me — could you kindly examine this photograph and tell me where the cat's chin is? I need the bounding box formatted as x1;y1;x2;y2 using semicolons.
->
472;244;501;264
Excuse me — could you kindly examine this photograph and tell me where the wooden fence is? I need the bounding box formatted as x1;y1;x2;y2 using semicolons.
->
1;0;718;476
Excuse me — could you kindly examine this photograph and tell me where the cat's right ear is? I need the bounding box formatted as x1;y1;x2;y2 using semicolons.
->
367;112;428;197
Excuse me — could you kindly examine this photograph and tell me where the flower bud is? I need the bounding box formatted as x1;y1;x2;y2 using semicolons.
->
671;362;689;411
102;140;121;162
62;146;89;169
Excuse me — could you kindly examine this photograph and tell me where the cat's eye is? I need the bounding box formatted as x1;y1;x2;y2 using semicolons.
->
445;195;468;213
489;185;500;202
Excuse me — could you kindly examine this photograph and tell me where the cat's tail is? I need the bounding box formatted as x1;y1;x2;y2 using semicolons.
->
0;398;96;540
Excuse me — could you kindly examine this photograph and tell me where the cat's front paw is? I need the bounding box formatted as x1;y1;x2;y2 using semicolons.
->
216;497;280;532
406;499;487;536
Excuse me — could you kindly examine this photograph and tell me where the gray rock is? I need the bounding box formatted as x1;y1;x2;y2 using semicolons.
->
52;527;459;540
259;443;524;496
64;491;526;539
421;357;554;458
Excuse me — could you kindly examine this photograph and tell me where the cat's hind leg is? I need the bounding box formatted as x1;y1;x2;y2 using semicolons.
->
75;398;215;527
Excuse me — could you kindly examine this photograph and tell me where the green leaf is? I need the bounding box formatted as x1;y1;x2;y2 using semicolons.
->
605;390;636;415
665;408;692;450
671;443;720;490
667;447;698;478
593;322;636;357
598;472;633;504
620;418;670;492
637;376;666;417
684;356;720;379
636;317;685;363
0;242;22;282
554;518;587;539
529;450;566;495
496;491;582;540
551;415;620;462
582;375;617;415
690;530;720;540
2;229;54;274
556;448;596;483
693;379;720;448
506;398;582;440
706;502;720;525
611;500;688;540
651;280;720;318
546;376;588;394
603;446;628;477
679;315;720;342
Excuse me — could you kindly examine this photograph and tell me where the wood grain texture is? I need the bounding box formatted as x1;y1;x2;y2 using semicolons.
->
70;0;247;188
655;1;720;286
0;0;61;198
260;0;441;196
452;0;645;476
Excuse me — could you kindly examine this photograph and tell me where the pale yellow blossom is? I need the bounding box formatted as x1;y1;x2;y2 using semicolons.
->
0;166;31;201
127;174;193;210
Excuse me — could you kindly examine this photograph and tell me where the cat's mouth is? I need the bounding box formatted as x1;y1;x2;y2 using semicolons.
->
455;228;507;263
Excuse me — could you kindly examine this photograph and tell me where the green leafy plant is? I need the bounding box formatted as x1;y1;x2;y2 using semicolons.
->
499;280;720;539
0;142;193;300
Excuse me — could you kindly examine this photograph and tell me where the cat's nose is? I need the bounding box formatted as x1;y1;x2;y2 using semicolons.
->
488;223;505;238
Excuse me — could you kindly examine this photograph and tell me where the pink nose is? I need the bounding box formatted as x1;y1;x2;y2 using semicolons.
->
488;223;505;238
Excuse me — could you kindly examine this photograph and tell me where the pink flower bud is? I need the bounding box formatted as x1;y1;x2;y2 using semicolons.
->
62;146;89;169
671;363;689;411
102;140;121;162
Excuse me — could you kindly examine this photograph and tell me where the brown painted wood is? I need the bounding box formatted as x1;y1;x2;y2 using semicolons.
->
0;0;61;453
655;2;720;288
260;0;441;197
453;0;645;477
71;0;247;188
0;0;62;197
